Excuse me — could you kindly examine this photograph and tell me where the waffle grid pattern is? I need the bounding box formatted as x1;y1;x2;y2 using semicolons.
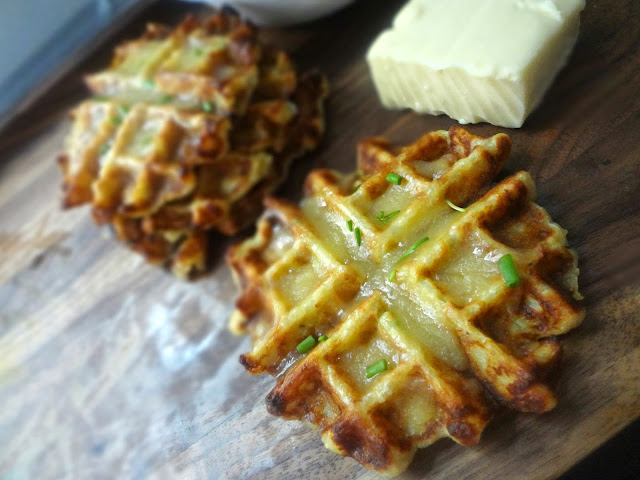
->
228;127;584;475
59;12;328;277
85;14;267;115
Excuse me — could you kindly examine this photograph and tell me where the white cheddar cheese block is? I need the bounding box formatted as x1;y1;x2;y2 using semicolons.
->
366;0;585;128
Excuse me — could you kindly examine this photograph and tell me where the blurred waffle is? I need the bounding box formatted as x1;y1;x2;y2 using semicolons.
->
58;12;328;277
228;126;584;475
85;14;262;115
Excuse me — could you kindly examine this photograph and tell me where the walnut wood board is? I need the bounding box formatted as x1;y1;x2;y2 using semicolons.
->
0;1;638;479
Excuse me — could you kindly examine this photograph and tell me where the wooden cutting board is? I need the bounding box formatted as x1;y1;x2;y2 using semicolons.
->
0;1;638;478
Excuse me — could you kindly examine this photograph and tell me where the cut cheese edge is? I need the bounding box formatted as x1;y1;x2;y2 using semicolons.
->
367;0;585;128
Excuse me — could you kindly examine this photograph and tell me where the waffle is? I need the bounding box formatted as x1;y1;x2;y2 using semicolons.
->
227;126;584;475
58;12;328;277
85;14;263;115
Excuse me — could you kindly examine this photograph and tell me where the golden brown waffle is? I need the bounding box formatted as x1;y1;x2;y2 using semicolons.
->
227;126;584;475
85;14;262;115
58;12;328;277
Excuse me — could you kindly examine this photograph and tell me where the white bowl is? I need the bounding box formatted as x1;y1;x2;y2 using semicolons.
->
185;0;356;26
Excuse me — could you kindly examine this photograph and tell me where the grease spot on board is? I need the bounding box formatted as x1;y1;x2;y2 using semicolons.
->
29;244;72;270
90;442;107;457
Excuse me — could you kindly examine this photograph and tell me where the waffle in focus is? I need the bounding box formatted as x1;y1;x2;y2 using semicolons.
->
58;12;328;278
228;126;584;475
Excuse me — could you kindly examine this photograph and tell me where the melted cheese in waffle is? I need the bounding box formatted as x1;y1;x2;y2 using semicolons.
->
228;126;584;475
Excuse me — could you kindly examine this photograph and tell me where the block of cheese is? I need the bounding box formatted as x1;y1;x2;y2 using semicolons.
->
366;0;585;128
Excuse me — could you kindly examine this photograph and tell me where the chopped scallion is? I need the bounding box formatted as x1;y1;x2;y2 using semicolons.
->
202;100;213;113
99;144;110;155
498;254;520;288
347;219;353;232
366;359;388;378
112;105;129;125
194;47;204;56
318;335;328;342
386;172;403;185
355;227;362;246
159;94;172;103
353;183;361;193
377;210;401;224
397;237;429;265
388;269;397;282
296;335;317;354
446;199;466;212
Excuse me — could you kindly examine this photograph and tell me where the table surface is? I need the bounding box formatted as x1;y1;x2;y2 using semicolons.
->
0;1;638;479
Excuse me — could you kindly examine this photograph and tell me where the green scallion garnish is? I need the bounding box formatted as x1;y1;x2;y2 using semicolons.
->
366;359;388;378
353;183;361;193
99;144;110;155
347;219;353;232
388;269;397;282
355;227;362;246
446;199;466;212
296;335;317;354
396;237;429;265
159;94;172;103
498;254;520;288
386;172;403;185
318;335;328;342
194;47;204;56
377;210;401;224
112;105;129;125
202;100;213;113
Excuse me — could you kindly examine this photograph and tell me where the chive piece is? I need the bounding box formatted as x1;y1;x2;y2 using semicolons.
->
355;227;362;246
318;335;328;342
397;237;429;265
143;78;155;88
446;199;466;212
388;269;397;282
112;105;129;125
386;210;401;220
296;335;317;354
347;219;353;232
498;254;521;288
366;359;388;379
353;183;361;193
99;144;110;155
202;100;213;113
378;210;401;224
117;105;130;117
386;172;403;185
194;47;204;56
159;94;172;104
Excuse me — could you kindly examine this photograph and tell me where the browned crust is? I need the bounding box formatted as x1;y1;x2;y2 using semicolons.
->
227;126;583;474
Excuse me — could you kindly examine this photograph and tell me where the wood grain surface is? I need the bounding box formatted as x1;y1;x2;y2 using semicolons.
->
0;1;638;479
